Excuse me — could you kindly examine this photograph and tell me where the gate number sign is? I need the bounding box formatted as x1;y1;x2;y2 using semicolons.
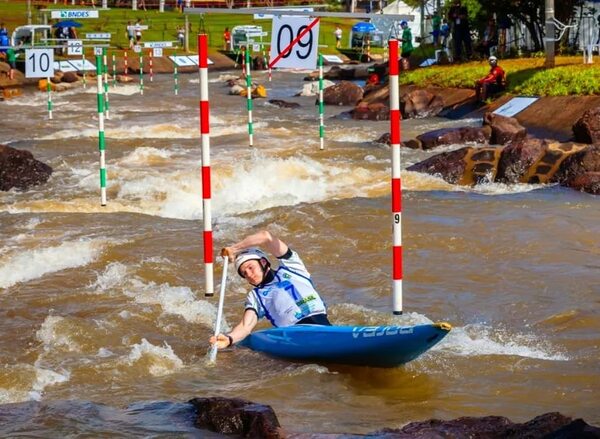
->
269;16;320;70
25;49;54;78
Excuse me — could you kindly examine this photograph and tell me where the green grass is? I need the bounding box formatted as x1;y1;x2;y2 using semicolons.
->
399;56;600;96
0;2;358;55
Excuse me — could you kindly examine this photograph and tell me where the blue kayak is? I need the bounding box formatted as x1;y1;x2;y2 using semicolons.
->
238;322;451;367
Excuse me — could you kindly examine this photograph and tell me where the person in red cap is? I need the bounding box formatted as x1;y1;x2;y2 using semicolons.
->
475;55;506;102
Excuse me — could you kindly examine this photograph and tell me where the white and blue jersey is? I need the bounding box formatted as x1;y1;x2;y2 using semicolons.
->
244;250;327;327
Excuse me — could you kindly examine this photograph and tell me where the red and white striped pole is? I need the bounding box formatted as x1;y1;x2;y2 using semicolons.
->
124;50;128;79
389;39;403;315
267;45;272;82
199;34;213;297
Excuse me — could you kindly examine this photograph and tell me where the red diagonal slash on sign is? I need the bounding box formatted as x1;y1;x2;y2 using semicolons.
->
268;17;320;69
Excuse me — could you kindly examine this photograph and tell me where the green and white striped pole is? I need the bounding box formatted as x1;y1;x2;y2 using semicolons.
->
318;53;324;150
46;76;53;120
174;53;179;95
139;52;144;95
95;52;107;206
103;48;110;120
245;48;253;147
82;49;87;88
112;52;116;88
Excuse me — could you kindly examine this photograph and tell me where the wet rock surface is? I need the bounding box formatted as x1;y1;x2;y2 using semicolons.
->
323;80;364;106
573;107;600;144
190;397;285;439
0;144;53;191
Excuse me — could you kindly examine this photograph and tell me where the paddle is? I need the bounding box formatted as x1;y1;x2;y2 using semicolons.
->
209;256;229;363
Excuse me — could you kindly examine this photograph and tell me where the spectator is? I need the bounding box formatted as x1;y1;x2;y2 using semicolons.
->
475;55;506;102
596;14;600;44
135;19;143;43
223;27;231;50
476;17;498;58
497;14;512;56
0;22;7;36
126;21;134;49
177;26;185;47
431;10;442;47
334;25;342;49
399;20;413;70
448;0;472;61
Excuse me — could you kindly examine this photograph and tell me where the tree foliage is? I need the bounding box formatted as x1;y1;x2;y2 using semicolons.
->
398;0;585;52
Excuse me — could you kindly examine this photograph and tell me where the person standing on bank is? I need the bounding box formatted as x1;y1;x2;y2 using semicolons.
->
334;25;343;49
209;230;331;350
448;0;472;61
399;20;413;70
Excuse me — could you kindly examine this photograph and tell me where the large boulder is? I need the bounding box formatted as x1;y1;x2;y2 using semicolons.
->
61;71;80;83
416;126;492;150
352;102;389;120
189;397;284;438
496;138;549;183
323;80;363;106
0;144;53;191
573;107;600;144
377;412;600;438
483;112;527;145
407;147;472;184
401;89;445;119
296;80;334;97
553;144;600;194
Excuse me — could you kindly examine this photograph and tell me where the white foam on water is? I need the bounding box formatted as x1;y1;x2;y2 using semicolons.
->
125;338;184;377
433;323;569;361
0;364;70;404
124;279;223;328
36;316;78;352
213;154;386;216
330;129;379;143
100;83;143;96
29;366;70;401
91;261;128;292
0;239;106;289
329;303;434;327
117;147;176;166
97;348;115;358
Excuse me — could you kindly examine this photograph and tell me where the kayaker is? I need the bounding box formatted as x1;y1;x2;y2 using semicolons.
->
209;230;331;350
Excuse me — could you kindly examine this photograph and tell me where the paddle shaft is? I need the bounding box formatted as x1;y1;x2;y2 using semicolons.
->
209;257;229;362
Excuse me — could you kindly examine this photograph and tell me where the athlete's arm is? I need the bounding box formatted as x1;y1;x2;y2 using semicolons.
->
210;309;258;349
223;230;289;259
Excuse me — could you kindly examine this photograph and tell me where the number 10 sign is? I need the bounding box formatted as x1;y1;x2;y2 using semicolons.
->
269;16;320;70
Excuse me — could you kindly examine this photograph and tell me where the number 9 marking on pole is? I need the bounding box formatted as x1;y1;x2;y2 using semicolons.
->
25;49;55;78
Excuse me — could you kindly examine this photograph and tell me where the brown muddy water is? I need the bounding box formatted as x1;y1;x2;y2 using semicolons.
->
0;69;598;437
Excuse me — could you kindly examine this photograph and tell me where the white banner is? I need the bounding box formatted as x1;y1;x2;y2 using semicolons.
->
25;49;54;78
86;33;111;40
51;10;99;19
269;16;319;69
143;41;173;48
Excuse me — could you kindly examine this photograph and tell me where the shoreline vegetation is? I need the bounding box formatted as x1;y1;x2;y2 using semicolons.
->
1;3;599;97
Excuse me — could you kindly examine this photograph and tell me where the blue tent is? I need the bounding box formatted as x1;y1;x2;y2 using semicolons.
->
352;22;377;33
53;20;82;29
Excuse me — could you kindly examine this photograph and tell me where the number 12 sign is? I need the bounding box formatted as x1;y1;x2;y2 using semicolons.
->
269;16;319;70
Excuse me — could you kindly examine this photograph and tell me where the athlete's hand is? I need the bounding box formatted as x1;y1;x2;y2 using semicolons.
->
221;247;235;262
209;333;232;349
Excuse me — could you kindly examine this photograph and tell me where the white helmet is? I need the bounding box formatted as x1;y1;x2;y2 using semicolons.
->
235;248;269;276
489;55;498;63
